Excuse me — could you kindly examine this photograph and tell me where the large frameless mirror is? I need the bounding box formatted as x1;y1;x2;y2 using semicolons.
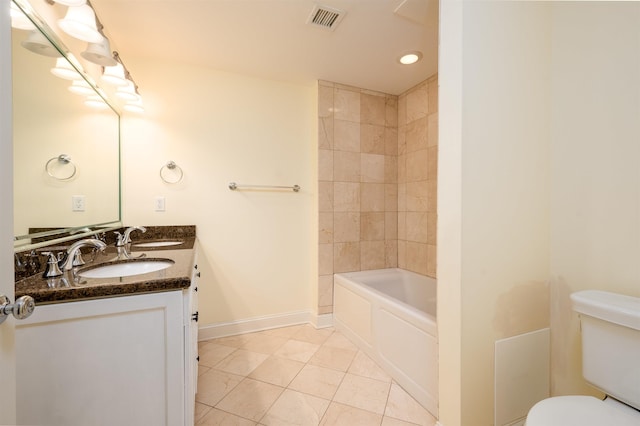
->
11;0;121;252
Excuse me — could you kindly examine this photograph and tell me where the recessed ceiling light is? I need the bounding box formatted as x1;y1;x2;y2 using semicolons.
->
398;51;423;65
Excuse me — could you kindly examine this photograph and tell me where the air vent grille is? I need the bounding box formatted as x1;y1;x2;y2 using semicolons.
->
307;4;345;31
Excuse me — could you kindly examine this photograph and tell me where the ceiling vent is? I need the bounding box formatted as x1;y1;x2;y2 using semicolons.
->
307;4;346;31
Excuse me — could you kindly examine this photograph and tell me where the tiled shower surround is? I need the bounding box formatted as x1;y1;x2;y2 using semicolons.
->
317;76;438;315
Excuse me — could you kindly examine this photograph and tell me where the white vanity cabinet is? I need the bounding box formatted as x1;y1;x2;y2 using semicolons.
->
16;281;198;425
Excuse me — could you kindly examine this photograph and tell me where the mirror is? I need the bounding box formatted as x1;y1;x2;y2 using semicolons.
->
11;0;121;251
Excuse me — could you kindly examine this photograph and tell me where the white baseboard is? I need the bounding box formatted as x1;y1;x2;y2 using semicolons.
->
198;310;334;341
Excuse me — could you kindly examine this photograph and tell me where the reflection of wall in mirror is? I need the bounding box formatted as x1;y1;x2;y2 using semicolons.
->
12;28;119;237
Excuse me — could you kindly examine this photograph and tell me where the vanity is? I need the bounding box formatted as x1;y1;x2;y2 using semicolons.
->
14;227;200;426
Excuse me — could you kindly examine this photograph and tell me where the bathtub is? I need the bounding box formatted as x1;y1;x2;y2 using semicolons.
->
333;268;438;417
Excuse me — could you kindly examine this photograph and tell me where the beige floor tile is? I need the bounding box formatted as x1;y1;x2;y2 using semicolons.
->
273;339;321;363
216;378;284;422
382;416;421;426
194;402;212;423
241;334;289;354
308;345;357;372
333;373;391;415
288;364;345;400
348;350;392;382
260;389;330;426
322;331;359;351
291;325;334;345
215;349;269;376
248;355;306;387
214;334;256;348
319;402;383;426
198;364;211;377
196;369;244;407
384;383;436;426
198;342;237;367
196;407;257;425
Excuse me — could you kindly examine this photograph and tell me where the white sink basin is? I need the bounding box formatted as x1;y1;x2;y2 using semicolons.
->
133;241;183;248
78;259;175;279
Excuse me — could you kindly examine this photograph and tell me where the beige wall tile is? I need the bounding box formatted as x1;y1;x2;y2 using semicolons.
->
397;240;406;269
427;179;437;212
319;181;334;212
318;85;334;119
319;212;333;244
405;117;428;153
333;182;360;212
360;241;386;270
427;244;436;278
361;93;386;126
334;242;361;273
385;240;398;268
406;82;428;122
427;146;438;181
398;94;407;127
406;181;428;212
318;275;334;307
384;183;398;212
406;212;428;243
361;212;385;241
319;244;333;275
397;154;407;183
385;96;398;128
361;153;385;183
397;212;406;240
385;212;398;240
384;156;397;184
427;212;437;245
318;149;334;182
334;120;360;152
428;77;438;114
427;112;438;147
397;127;406;155
334;151;361;182
384;127;398;156
406;149;429;182
334;88;361;122
361;183;385;212
361;124;385;154
334;212;360;243
397;183;406;212
319;117;334;150
405;241;428;275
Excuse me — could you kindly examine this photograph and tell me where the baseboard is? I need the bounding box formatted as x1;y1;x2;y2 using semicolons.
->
198;310;334;341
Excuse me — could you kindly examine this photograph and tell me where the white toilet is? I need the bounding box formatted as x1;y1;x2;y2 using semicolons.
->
526;290;640;425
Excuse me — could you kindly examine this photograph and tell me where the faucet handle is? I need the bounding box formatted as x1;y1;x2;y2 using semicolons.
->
41;252;63;278
114;231;125;247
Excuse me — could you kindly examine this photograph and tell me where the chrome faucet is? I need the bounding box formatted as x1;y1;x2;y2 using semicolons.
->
60;238;107;271
122;226;147;245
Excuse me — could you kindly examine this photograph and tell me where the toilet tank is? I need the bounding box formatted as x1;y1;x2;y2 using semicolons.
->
571;290;640;410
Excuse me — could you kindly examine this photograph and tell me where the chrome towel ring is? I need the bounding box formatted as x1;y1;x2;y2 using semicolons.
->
45;154;77;181
160;161;183;184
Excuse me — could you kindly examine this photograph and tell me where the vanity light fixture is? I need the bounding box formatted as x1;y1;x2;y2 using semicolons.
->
398;51;423;65
68;79;95;95
57;4;102;43
84;94;109;109
123;99;144;114
10;2;35;30
51;0;87;5
21;30;62;58
115;79;140;102
81;35;117;67
51;57;83;80
101;62;127;86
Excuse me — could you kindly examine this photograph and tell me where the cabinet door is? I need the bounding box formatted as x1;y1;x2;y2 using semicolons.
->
16;291;185;426
184;257;200;426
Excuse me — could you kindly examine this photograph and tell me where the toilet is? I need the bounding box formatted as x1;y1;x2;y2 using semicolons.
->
526;290;640;425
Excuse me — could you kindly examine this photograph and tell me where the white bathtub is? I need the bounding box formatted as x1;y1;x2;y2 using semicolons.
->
333;268;438;417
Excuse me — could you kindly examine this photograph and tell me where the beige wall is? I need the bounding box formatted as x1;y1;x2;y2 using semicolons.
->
549;2;640;398
316;77;438;315
439;2;639;425
120;58;317;327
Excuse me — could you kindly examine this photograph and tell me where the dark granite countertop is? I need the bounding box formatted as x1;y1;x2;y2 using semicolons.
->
15;227;197;305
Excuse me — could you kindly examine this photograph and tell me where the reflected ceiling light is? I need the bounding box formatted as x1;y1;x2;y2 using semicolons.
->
101;62;127;86
123;99;144;114
68;79;95;95
51;0;87;5
51;57;83;80
81;35;117;67
10;2;35;30
21;30;62;58
398;51;423;65
58;4;102;43
85;95;109;109
115;80;140;102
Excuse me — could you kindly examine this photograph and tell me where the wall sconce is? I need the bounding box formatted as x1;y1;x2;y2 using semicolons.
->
101;62;127;86
57;4;102;43
81;35;117;67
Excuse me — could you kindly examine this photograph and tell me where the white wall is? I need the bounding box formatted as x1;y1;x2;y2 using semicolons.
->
120;58;317;329
549;2;640;397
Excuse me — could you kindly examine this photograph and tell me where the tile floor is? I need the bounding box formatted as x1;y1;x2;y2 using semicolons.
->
195;324;437;426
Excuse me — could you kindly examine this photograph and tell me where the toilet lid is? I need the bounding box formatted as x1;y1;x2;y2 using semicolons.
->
526;396;640;426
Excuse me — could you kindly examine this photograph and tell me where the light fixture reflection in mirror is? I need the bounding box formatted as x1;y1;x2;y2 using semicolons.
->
101;62;127;86
80;35;117;67
10;2;35;30
57;4;102;43
21;29;61;57
85;95;109;109
51;57;83;79
68;79;94;95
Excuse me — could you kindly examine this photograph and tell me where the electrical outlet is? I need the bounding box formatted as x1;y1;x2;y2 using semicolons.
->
155;196;165;212
72;195;85;212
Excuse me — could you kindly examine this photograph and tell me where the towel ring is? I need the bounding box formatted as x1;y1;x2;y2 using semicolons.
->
45;154;76;181
160;161;183;184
